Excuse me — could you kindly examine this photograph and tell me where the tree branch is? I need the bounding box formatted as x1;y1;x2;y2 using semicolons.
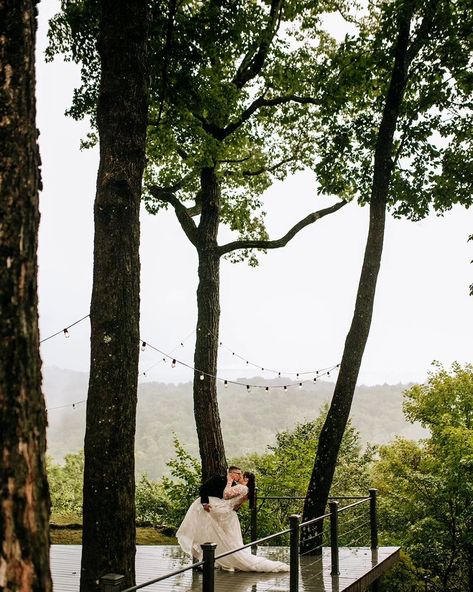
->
222;93;319;138
149;186;198;245
217;200;346;255
242;154;296;176
232;0;284;89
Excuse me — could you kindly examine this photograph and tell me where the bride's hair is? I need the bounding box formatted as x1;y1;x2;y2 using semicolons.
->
243;472;256;508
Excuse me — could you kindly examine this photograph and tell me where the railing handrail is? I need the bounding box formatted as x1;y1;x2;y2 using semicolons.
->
257;495;368;501
299;511;331;529
120;560;204;592
336;497;370;514
111;490;377;592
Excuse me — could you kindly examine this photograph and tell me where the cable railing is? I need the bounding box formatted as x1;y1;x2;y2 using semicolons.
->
99;489;379;592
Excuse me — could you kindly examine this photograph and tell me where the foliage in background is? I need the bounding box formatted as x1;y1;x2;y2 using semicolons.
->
373;362;473;592
47;450;84;519
233;406;375;542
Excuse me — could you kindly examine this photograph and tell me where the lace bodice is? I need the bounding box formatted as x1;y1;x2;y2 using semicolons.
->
223;483;248;509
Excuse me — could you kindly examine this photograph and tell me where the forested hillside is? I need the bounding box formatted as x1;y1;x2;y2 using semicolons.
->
45;367;427;478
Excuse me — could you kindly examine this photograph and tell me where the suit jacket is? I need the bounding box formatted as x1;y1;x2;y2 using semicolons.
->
200;474;234;504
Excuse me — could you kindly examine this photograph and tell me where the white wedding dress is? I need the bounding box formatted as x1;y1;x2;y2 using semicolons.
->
176;484;289;572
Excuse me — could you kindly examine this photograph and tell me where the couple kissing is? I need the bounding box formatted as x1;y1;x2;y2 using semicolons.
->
176;465;289;572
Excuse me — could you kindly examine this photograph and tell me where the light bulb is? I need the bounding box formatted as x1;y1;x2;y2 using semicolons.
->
327;371;330;376
296;373;299;379
313;377;317;383
265;387;269;392
64;328;70;338
141;341;146;351
246;385;250;392
224;380;228;388
284;386;287;391
299;383;302;389
171;359;176;368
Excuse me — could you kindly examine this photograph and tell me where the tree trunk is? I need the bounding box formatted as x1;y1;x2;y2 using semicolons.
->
0;2;52;591
301;5;415;553
193;167;228;481
80;3;149;591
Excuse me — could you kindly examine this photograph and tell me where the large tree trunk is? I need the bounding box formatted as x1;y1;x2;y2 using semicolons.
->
0;2;52;591
80;3;149;591
193;167;227;480
301;4;416;553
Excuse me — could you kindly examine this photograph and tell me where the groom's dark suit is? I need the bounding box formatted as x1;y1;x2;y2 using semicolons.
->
200;474;234;504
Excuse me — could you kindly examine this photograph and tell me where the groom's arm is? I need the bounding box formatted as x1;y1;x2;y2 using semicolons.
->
199;475;225;506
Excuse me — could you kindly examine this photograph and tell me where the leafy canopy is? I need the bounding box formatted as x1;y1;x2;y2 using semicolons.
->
47;0;473;260
372;362;473;591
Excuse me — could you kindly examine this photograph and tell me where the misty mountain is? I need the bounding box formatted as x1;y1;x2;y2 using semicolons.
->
44;366;427;479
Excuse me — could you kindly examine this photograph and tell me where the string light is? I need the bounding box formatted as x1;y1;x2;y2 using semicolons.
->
141;329;196;378
39;315;339;395
204;326;337;378
40;314;90;344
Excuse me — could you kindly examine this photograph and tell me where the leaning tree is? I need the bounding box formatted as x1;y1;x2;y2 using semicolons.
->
300;0;473;551
0;1;52;590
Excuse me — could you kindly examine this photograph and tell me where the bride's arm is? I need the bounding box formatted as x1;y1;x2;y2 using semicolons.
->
224;483;246;499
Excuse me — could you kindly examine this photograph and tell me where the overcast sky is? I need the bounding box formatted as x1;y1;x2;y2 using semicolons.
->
36;1;472;388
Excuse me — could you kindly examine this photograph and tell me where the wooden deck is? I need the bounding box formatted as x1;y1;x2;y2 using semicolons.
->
50;545;400;592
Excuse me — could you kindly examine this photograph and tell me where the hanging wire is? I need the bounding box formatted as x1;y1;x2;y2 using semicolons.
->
141;328;196;377
204;325;338;378
40;314;90;343
142;338;340;391
47;399;86;412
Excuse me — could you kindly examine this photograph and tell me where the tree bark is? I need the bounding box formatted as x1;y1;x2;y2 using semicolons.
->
193;167;228;480
0;2;52;591
80;3;149;591
301;4;416;553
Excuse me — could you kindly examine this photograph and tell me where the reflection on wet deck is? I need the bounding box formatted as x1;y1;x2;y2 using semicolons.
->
51;544;400;592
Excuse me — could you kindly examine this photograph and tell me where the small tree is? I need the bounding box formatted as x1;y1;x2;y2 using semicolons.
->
373;363;473;592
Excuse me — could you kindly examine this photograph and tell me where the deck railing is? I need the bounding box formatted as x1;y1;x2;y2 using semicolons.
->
100;489;378;592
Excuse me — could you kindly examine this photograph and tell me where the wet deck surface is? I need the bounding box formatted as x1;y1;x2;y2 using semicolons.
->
51;544;400;592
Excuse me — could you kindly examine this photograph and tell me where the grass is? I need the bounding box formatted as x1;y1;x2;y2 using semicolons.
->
50;514;177;545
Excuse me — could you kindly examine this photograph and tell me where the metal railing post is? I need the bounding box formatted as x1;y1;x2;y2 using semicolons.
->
99;573;126;592
369;488;378;549
201;543;217;592
251;487;258;554
289;514;300;592
329;501;340;576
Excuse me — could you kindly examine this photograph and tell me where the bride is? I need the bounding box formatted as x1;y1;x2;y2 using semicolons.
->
176;471;289;572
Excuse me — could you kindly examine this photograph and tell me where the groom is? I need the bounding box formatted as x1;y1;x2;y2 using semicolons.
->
200;465;243;512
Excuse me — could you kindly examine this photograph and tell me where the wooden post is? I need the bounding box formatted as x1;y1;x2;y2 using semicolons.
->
289;514;300;592
201;542;217;592
329;501;340;576
251;487;258;554
369;489;378;549
100;573;125;591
